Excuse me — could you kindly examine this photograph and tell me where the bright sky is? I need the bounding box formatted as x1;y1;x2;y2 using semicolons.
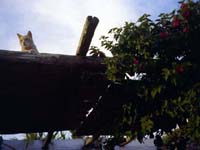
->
0;0;181;55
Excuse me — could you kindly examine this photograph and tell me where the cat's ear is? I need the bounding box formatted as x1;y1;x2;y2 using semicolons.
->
27;31;32;38
17;33;22;39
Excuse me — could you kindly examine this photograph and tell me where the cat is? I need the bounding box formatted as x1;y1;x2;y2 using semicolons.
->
17;31;39;54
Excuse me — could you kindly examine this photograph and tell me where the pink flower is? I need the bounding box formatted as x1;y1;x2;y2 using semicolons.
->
183;27;189;33
181;3;188;10
176;66;184;73
183;10;190;19
172;18;180;28
180;3;190;20
160;32;169;39
139;64;144;72
133;58;139;65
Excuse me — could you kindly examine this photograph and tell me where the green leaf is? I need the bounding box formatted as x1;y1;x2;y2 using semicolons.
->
141;116;154;134
162;68;171;80
151;85;162;98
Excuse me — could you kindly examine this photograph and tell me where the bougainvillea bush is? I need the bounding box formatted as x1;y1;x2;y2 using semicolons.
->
91;0;200;148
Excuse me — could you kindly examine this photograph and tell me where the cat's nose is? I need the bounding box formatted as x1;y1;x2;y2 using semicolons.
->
23;42;26;46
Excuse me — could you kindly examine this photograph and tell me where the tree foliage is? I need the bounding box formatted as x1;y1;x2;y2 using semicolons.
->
92;0;200;147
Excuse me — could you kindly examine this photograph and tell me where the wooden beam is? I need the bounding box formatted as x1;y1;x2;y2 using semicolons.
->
0;50;109;134
76;16;99;56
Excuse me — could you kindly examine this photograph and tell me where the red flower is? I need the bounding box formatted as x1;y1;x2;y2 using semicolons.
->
183;10;190;19
133;58;139;65
172;18;180;28
176;66;184;73
183;27;189;33
139;64;144;72
180;3;190;20
181;3;188;10
160;32;169;39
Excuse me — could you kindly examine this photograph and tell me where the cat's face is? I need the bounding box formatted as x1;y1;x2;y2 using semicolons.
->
17;31;34;50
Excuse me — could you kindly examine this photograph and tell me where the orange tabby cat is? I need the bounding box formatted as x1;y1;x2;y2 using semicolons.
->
17;31;39;54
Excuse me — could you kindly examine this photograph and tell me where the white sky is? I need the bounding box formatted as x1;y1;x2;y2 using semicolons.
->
0;0;180;55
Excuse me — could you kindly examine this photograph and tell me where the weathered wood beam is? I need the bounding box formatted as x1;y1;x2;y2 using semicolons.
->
0;50;109;134
76;16;99;56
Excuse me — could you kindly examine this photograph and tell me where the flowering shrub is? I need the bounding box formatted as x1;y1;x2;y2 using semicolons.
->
92;0;200;147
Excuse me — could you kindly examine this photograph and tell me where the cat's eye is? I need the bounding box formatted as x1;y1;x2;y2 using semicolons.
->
25;39;30;42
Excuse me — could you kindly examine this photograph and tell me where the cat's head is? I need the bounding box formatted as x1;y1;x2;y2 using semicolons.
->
17;31;34;50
